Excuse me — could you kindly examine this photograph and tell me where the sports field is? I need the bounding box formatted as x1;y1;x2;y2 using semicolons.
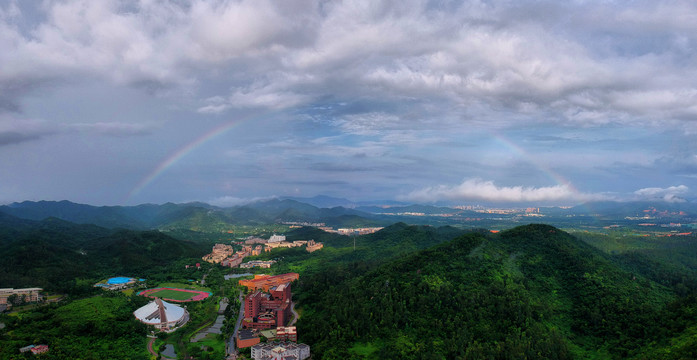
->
137;287;211;302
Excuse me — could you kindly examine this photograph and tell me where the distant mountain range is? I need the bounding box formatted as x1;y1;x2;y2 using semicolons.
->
2;198;696;233
0;199;384;230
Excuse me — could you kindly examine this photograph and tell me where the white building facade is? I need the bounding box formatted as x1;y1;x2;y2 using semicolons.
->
251;342;310;360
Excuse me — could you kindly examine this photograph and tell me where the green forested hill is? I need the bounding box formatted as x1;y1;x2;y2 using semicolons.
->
296;224;697;359
0;293;151;360
0;214;208;294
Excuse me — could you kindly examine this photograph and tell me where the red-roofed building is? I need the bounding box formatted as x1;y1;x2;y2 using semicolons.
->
276;326;298;342
239;273;299;292
242;275;296;330
31;345;49;354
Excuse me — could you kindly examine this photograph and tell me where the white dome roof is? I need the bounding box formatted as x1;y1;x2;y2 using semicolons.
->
133;299;186;325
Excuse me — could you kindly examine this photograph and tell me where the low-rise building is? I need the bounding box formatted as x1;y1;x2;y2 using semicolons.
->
245;237;268;245
31;345;49;355
251;342;310;360
221;254;244;268
240;260;276;269
306;240;324;253
265;242;292;249
239;274;299;292
237;329;260;348
276;326;297;342
268;234;286;243
0;288;42;307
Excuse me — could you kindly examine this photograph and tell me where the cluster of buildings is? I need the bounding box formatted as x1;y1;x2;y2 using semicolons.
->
132;298;189;332
203;243;263;268
204;235;325;269
236;273;304;351
332;227;383;235
280;221;326;227
0;288;42;311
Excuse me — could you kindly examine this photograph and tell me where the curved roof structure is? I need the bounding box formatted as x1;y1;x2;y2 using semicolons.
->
133;298;188;331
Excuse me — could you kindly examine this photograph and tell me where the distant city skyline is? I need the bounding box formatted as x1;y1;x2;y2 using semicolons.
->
2;1;697;206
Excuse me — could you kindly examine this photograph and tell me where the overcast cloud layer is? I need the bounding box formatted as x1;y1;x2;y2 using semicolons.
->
1;0;697;206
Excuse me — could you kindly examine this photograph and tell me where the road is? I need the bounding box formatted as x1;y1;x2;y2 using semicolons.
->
289;301;300;326
226;289;244;357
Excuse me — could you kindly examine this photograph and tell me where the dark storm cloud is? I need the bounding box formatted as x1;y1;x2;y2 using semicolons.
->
0;131;42;146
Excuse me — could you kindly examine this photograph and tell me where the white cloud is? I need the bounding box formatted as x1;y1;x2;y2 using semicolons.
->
401;178;608;203
634;185;689;203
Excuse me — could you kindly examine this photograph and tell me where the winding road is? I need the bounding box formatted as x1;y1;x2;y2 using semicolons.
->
289;301;300;326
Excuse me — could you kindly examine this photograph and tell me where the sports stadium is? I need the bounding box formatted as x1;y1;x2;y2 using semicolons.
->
133;298;189;332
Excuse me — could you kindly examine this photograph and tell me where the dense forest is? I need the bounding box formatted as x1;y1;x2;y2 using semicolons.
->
0;213;208;295
294;224;697;359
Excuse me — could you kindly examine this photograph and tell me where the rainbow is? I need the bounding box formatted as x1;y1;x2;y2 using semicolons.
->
489;133;597;221
127;118;252;202
489;133;578;192
488;132;600;215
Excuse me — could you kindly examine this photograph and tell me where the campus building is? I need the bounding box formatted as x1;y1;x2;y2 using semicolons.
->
0;288;42;307
202;243;234;264
268;234;286;243
236;329;261;348
239;273;299;292
133;298;189;332
276;326;297;342
306;239;324;252
221;254;244;268
250;342;310;360
242;283;292;330
240;260;276;269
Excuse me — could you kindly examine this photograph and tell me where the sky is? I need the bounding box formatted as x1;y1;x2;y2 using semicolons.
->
1;0;697;207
